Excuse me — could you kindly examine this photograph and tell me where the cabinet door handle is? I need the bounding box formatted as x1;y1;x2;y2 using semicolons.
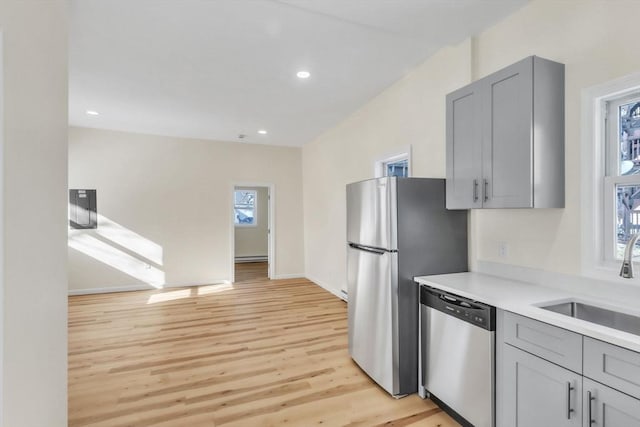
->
483;179;489;202
566;382;574;419
588;390;595;425
473;179;479;202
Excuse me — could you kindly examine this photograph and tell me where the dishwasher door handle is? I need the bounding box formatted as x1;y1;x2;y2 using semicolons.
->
438;294;483;310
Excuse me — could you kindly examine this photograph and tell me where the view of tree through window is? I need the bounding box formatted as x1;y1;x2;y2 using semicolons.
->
234;190;256;226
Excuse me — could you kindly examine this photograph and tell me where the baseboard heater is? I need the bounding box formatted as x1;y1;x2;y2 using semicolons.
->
235;256;268;263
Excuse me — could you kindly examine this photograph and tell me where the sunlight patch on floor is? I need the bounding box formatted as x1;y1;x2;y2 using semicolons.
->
197;283;235;295
146;288;192;304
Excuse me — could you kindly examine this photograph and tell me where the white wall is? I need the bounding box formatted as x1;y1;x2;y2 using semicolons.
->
303;40;472;295
69;127;304;292
234;186;268;259
302;0;640;296
0;1;68;425
470;0;640;275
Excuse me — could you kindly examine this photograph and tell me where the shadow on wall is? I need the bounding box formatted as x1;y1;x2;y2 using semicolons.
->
68;207;166;288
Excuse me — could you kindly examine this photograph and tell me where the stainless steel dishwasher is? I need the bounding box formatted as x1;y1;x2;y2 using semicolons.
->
418;285;495;427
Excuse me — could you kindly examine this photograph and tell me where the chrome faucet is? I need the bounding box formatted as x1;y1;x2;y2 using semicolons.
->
620;233;640;278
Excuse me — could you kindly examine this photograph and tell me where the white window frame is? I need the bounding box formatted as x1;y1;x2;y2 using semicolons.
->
233;189;258;228
603;94;640;262
374;145;412;178
582;71;640;284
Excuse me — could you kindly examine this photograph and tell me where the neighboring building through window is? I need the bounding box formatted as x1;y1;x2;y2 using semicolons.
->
606;95;640;260
581;73;640;280
234;189;257;226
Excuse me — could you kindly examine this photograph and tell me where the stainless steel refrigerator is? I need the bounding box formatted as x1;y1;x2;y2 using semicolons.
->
346;177;468;397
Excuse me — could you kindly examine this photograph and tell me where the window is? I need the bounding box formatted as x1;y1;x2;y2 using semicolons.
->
605;95;640;261
375;146;412;178
234;190;257;226
385;158;409;177
582;72;640;280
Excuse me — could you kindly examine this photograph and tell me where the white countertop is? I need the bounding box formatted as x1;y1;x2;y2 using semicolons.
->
414;272;640;353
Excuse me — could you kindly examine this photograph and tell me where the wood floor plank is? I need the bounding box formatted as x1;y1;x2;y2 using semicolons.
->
69;277;460;426
234;262;268;282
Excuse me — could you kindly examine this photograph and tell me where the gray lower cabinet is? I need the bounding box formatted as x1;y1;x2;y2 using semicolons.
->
499;310;640;427
502;311;582;373
583;378;640;427
583;336;640;399
502;344;582;427
445;55;565;209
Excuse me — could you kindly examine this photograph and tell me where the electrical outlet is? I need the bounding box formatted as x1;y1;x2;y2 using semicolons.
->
498;242;508;258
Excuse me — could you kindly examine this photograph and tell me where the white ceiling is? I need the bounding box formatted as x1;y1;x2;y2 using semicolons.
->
69;0;527;146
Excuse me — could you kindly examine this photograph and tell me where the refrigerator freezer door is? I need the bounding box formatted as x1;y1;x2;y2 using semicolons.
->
346;177;398;250
347;244;399;395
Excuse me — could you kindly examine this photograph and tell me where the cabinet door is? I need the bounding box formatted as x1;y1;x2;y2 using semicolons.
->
502;311;582;373
501;344;582;427
583;378;640;427
584;337;640;399
446;82;483;209
482;57;534;208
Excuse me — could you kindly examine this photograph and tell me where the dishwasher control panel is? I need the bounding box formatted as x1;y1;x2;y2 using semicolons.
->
419;285;495;331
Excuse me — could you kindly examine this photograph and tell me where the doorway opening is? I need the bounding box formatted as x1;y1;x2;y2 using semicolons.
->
231;184;274;283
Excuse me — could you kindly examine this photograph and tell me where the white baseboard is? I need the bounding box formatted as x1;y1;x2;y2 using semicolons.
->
305;274;347;302
69;284;152;295
273;273;305;280
235;256;268;263
68;279;229;296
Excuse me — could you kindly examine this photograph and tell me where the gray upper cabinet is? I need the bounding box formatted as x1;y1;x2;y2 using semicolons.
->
446;56;565;209
445;84;483;208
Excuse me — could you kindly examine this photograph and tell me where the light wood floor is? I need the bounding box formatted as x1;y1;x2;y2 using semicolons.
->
69;277;460;427
234;261;268;282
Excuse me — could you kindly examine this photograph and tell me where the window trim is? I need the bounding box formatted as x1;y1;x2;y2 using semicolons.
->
234;189;258;228
374;145;412;178
605;94;640;176
581;71;640;284
603;95;640;262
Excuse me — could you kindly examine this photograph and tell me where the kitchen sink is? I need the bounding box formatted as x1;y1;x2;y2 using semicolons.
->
540;300;640;336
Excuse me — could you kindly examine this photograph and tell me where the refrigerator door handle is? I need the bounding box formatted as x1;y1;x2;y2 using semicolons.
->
348;243;387;255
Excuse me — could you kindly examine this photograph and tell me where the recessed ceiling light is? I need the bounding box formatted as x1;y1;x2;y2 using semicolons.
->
258;129;268;135
86;110;99;116
296;70;311;79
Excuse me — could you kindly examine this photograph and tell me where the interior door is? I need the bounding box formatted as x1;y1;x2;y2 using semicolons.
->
347;244;398;395
346;177;397;250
